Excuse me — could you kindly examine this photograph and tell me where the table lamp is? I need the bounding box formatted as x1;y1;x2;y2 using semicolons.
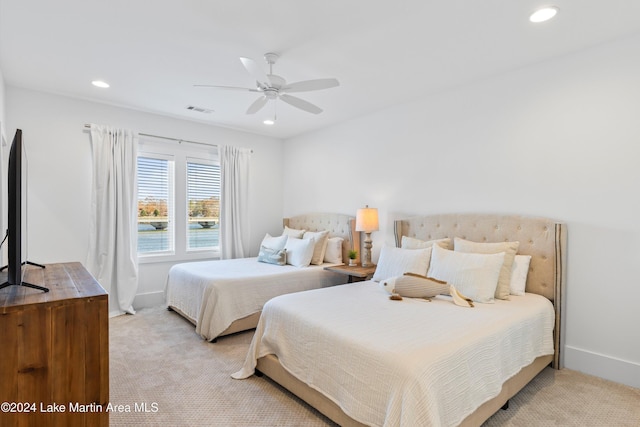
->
356;205;379;268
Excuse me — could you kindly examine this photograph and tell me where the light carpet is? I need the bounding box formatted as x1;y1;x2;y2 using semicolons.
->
110;306;640;426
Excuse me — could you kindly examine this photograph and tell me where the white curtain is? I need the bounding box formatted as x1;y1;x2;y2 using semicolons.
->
87;124;139;315
219;145;251;259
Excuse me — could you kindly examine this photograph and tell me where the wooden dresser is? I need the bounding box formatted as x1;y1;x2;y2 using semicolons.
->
0;262;108;427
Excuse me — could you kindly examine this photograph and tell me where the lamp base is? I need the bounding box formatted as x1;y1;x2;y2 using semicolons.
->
362;232;373;268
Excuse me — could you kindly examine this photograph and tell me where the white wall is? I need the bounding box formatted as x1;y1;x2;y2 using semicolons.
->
283;33;640;388
0;67;6;142
0;67;5;248
5;87;284;311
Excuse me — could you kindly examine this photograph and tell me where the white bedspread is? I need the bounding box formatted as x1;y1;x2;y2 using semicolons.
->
165;257;345;340
233;282;555;427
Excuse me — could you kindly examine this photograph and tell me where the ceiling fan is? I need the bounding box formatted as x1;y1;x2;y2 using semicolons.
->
195;52;339;116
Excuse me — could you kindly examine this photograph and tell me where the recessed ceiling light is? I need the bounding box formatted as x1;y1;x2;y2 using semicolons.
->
530;6;558;23
263;119;275;125
91;80;110;88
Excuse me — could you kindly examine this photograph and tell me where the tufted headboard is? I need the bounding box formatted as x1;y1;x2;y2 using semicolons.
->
283;213;359;264
394;213;566;368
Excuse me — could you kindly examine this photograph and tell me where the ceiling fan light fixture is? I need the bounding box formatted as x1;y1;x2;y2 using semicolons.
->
529;6;558;23
264;98;278;125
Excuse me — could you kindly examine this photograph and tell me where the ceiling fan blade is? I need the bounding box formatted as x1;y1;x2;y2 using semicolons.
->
194;84;260;92
280;94;323;114
280;78;339;93
239;57;271;89
246;96;268;114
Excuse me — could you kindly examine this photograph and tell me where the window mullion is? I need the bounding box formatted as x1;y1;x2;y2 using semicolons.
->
173;153;187;257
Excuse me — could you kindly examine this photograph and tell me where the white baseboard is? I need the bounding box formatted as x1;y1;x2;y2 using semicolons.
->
564;345;640;389
133;291;166;310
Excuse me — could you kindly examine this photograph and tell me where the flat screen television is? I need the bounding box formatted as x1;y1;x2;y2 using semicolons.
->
0;129;47;292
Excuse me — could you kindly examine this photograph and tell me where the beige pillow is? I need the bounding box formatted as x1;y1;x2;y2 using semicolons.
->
283;226;305;238
303;230;330;265
401;236;452;250
324;237;344;264
453;237;520;300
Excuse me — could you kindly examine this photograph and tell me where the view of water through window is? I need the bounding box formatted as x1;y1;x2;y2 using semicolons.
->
137;155;220;254
137;223;219;253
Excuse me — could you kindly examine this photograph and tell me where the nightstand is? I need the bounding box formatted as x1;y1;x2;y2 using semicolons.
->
324;264;377;283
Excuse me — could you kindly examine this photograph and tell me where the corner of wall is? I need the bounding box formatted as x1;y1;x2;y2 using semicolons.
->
564;345;640;389
133;291;166;311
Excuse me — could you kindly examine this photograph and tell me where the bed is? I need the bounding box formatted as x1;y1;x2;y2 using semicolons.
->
165;213;360;341
233;213;566;426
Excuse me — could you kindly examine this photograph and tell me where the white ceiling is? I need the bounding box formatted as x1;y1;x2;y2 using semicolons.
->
1;0;640;139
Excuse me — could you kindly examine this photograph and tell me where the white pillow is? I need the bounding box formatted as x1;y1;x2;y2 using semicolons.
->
260;233;288;251
284;237;316;267
453;237;519;300
510;255;532;296
401;236;452;250
303;230;330;265
371;246;432;282
283;226;305;238
428;244;505;303
324;237;344;264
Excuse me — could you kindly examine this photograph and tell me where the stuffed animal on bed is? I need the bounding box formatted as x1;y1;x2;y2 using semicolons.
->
380;272;449;298
380;272;474;307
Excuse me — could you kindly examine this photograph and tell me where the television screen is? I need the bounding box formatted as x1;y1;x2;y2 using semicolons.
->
0;129;48;292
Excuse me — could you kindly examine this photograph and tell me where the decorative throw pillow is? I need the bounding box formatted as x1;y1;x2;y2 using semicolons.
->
453;237;519;300
283;226;305;238
510;254;532;296
371;246;432;282
303;230;330;265
380;273;449;298
284;237;316;267
257;245;287;266
260;233;288;251
324;237;344;264
401;236;452;250
427;244;505;303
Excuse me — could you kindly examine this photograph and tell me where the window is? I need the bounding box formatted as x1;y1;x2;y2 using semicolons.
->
186;159;220;251
137;155;174;254
137;138;219;261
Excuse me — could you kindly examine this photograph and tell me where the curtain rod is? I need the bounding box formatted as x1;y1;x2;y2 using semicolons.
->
83;124;252;152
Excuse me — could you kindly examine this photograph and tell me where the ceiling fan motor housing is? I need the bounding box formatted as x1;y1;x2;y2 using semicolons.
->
264;52;279;65
266;74;286;90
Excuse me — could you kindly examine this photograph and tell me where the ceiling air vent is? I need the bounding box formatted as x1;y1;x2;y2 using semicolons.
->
186;105;214;114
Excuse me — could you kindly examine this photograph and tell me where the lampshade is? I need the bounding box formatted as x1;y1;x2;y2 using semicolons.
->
355;206;379;232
